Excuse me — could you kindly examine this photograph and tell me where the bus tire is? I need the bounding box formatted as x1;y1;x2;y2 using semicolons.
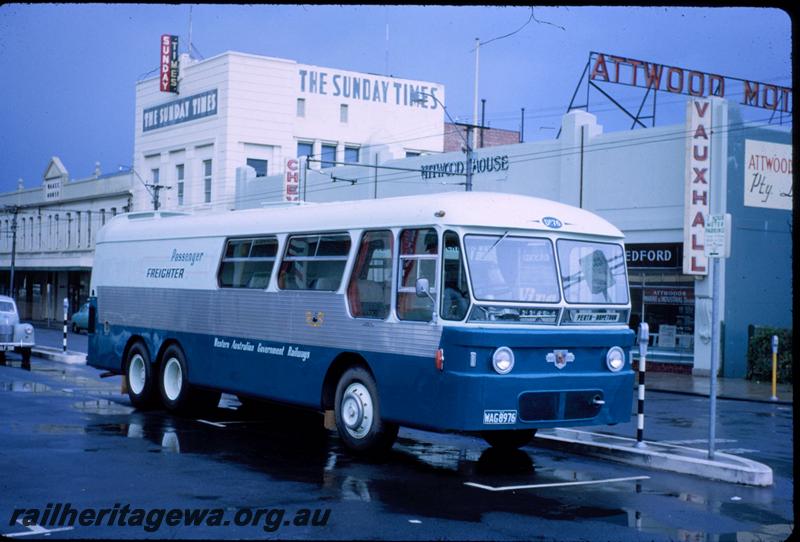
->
482;429;536;449
159;344;220;414
334;367;398;454
125;342;159;409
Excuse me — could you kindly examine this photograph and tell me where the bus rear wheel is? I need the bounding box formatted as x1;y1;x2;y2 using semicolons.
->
159;344;220;414
125;342;159;409
482;429;536;449
334;367;397;454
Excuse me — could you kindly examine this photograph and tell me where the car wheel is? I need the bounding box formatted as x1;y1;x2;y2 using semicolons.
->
159;344;219;414
71;323;77;333
334;367;398;453
482;429;536;449
125;342;159;409
21;347;31;366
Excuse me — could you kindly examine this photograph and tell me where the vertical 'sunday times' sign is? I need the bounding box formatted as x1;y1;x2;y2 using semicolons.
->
142;89;218;132
683;98;711;276
743;140;792;210
160;34;179;93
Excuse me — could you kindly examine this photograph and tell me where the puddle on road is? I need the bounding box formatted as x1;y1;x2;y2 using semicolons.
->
73;399;134;415
0;380;52;393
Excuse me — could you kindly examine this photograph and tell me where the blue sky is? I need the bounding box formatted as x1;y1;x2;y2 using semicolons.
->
0;4;791;193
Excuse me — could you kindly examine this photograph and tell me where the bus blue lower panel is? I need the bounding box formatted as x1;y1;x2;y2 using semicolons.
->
89;324;634;433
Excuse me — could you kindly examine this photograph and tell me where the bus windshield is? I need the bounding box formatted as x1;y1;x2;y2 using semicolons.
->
557;240;629;304
464;234;560;303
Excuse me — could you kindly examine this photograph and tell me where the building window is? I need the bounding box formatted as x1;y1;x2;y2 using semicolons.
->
111;207;116;217
246;158;268;178
297;141;313;160
151;168;159;185
100;209;106;226
405;151;421;158
340;104;348;123
297;98;306;118
66;213;72;247
203;159;212;203
321;144;336;168
176;164;185;206
344;146;359;164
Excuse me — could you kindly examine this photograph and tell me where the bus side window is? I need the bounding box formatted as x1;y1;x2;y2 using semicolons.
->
278;233;351;291
218;236;278;288
397;227;438;322
441;231;470;321
347;230;393;319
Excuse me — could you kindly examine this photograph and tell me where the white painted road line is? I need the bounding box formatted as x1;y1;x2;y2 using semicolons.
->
5;521;75;537
196;419;226;428
464;475;650;492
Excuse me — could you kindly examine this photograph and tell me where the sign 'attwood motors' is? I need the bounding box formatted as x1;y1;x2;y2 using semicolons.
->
589;52;791;113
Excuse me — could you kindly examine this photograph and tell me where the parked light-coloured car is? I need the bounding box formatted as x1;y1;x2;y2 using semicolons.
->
71;302;90;333
0;295;35;364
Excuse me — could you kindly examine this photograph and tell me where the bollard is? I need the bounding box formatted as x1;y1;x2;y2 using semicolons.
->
635;322;649;448
62;297;69;353
771;335;779;401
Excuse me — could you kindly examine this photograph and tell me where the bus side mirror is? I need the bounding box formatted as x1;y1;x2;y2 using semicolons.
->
415;278;431;298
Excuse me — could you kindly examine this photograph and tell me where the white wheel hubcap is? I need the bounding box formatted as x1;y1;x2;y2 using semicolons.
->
128;354;146;395
341;382;373;439
163;357;183;402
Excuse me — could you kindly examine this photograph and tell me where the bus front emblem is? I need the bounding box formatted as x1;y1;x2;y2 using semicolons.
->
546;349;575;369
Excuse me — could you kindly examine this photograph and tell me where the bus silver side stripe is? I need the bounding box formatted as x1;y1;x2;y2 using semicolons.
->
97;286;443;359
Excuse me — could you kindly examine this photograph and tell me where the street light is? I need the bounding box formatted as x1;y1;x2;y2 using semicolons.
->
409;90;474;192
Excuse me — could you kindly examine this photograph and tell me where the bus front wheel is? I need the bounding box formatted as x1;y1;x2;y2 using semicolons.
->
125;342;159;409
159;344;220;414
482;429;536;449
334;367;398;453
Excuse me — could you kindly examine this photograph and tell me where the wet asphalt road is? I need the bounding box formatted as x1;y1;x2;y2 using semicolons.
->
0;330;794;540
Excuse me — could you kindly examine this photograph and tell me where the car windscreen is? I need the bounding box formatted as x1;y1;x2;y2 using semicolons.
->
0;301;14;312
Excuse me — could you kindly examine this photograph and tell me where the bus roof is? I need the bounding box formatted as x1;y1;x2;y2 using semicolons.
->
97;192;625;243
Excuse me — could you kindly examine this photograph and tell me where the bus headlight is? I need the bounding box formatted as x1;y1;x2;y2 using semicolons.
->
606;347;625;372
492;346;515;374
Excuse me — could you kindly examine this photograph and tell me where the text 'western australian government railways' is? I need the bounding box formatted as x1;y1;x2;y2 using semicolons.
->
213;337;311;361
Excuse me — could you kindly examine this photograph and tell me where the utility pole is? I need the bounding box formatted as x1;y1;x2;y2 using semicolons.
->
147;183;170;210
480;98;486;149
2;205;19;300
465;126;474;192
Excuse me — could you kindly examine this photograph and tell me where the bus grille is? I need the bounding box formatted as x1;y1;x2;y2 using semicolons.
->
518;391;603;422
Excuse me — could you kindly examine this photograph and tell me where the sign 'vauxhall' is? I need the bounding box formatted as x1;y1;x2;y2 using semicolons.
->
683;98;711;276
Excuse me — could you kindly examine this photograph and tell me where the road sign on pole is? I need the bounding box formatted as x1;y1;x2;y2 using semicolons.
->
704;213;730;459
705;213;731;258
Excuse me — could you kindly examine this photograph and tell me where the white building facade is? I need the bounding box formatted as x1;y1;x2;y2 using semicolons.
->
133;51;445;213
0;159;133;320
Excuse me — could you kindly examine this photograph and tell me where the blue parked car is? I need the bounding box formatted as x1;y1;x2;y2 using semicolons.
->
70;302;90;333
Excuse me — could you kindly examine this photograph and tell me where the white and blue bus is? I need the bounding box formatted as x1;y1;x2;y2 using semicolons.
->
88;192;634;452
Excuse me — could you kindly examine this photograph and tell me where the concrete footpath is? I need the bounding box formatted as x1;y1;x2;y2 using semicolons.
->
15;346;790;487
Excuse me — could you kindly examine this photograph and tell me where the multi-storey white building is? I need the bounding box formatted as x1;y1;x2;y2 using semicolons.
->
133;51;446;212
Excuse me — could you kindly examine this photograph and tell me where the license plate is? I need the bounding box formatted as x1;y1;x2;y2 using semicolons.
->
483;410;517;425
